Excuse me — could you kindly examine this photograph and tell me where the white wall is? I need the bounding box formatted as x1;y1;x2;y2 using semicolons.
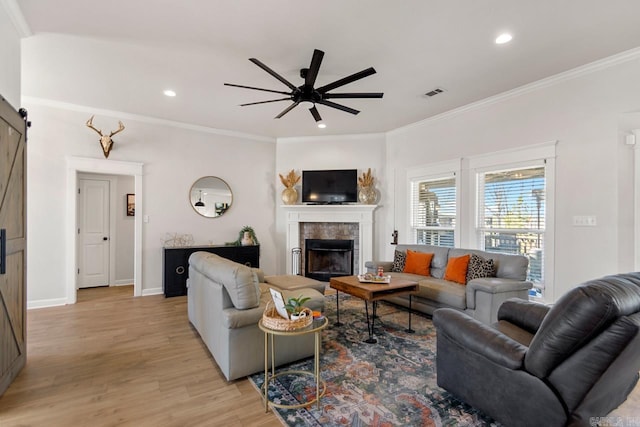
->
25;102;276;305
274;134;387;274
0;1;22;108
386;53;640;300
115;175;135;283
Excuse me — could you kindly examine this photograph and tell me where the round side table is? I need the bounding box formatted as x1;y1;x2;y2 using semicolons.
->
258;317;328;412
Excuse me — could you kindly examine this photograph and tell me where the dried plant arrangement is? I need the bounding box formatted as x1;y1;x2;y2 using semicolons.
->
279;169;301;189
358;168;375;188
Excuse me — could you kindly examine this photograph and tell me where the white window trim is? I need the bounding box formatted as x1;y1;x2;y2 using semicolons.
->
634;131;640;271
467;141;557;301
406;159;462;248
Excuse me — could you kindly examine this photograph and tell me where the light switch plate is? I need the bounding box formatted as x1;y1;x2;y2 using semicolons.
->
573;215;597;226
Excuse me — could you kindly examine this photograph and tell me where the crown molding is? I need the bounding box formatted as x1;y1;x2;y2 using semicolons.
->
22;96;275;143
277;132;385;144
0;0;32;37
388;47;640;137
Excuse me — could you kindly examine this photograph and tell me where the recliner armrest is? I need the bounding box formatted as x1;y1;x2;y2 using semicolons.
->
433;308;527;370
498;298;550;334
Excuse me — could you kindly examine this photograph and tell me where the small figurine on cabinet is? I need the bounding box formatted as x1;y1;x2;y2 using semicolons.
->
227;225;259;246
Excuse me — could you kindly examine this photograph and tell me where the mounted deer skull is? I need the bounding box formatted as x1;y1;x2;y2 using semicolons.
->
86;115;125;158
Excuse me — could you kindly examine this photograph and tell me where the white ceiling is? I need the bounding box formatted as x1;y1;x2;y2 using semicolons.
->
15;0;640;138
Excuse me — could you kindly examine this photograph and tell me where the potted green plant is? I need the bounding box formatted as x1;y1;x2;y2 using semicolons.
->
285;295;311;320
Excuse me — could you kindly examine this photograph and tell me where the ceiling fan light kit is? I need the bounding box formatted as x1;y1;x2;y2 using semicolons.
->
225;49;383;125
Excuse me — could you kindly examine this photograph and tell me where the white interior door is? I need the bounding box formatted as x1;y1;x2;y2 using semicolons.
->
78;179;110;288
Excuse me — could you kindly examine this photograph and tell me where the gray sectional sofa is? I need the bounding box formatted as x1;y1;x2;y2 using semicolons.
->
366;244;532;324
187;252;325;381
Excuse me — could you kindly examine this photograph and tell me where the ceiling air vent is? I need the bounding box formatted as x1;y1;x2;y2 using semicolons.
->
425;87;445;97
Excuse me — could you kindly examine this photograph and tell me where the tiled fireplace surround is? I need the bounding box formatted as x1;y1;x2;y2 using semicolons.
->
282;205;377;277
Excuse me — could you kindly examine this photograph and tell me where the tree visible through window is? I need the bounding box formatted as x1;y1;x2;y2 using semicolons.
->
410;175;456;247
478;165;545;294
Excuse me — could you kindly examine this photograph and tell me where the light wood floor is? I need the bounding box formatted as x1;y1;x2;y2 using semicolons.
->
0;286;281;427
1;286;638;426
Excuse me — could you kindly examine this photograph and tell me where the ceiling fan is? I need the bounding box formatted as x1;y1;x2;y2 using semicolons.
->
224;49;383;125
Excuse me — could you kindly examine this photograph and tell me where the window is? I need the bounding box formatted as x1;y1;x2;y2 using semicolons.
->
477;164;546;294
410;174;457;247
405;144;555;300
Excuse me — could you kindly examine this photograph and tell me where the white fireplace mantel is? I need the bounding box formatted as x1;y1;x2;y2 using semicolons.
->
282;204;377;275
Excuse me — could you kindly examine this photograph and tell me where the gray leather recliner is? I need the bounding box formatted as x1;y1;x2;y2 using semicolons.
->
433;272;640;427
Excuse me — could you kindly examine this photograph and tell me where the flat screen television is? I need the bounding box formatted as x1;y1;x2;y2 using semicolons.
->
302;169;358;204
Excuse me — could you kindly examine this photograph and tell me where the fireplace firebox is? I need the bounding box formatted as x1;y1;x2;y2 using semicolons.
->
305;239;354;282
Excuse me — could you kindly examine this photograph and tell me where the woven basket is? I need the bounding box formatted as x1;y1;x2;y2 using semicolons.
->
262;301;313;331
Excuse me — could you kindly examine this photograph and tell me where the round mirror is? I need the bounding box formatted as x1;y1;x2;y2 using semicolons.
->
190;176;233;218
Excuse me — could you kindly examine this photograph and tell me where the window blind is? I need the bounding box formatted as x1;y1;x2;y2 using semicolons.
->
410;175;456;247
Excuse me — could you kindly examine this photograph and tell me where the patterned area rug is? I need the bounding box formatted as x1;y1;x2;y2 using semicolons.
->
250;294;499;426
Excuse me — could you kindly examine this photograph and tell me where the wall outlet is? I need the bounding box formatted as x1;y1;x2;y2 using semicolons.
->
573;215;597;226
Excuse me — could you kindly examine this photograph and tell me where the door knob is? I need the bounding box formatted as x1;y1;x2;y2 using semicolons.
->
103;237;108;241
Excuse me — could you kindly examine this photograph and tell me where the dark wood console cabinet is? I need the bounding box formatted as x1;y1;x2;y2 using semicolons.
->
162;245;260;297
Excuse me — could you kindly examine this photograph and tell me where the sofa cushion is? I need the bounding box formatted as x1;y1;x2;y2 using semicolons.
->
391;250;406;272
264;274;326;295
189;252;260;310
416;277;467;310
444;254;470;284
466;254;496;282
404;250;433;276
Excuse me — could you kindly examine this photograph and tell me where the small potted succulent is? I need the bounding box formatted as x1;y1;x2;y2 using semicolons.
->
285;295;311;320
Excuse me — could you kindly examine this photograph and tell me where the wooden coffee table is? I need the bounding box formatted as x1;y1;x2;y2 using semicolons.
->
329;275;419;344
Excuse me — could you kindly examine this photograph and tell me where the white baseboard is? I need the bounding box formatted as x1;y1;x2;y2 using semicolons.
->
142;287;163;296
28;298;68;310
113;280;134;286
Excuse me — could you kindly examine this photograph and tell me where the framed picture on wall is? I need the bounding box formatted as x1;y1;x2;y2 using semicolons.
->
126;193;135;216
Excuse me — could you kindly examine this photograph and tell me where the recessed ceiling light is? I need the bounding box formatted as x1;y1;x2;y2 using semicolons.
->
495;33;513;44
163;89;177;97
317;122;327;129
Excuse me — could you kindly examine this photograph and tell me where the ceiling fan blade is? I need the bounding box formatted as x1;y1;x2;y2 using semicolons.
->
239;98;291;107
316;67;377;94
317;99;360;115
309;106;322;122
249;58;297;91
275;102;300;119
305;49;324;88
323;92;384;99
224;83;291;95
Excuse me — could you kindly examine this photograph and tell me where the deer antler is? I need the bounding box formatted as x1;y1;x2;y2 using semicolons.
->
110;121;125;137
86;115;103;136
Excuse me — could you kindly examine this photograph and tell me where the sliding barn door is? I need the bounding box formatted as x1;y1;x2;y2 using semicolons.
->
0;96;27;396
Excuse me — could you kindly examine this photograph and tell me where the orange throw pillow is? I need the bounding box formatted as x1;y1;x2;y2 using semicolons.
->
403;250;434;276
444;254;471;285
